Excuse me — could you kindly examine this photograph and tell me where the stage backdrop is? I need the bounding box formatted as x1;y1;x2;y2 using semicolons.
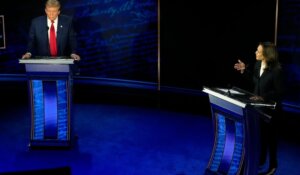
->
0;0;158;82
0;15;5;49
277;0;300;106
160;1;277;90
1;0;299;107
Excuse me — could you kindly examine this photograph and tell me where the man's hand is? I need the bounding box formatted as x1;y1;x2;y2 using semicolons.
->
71;53;80;61
22;52;31;59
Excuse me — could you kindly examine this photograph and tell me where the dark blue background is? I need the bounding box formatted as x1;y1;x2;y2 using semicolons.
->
0;0;158;82
0;0;299;107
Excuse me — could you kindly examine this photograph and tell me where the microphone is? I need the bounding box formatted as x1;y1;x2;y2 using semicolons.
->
227;83;232;96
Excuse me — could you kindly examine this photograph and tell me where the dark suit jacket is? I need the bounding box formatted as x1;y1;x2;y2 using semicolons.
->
252;61;283;103
26;15;78;57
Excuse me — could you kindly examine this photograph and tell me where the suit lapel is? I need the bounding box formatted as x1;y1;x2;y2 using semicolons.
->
56;16;63;55
42;16;50;55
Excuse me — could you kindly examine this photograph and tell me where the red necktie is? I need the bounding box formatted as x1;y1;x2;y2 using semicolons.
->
50;20;57;57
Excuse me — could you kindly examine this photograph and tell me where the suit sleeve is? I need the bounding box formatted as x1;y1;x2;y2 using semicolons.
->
262;68;283;103
67;18;78;54
26;19;36;55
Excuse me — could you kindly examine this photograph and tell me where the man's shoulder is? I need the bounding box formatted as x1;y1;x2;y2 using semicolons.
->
58;15;74;25
59;15;73;21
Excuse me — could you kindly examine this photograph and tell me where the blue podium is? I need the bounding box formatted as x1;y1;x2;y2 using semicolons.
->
203;86;275;175
20;57;74;148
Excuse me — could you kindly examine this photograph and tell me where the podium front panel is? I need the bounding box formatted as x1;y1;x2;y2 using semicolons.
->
20;58;73;148
208;95;244;116
206;103;245;175
30;80;70;141
203;86;263;175
25;64;70;73
29;78;71;147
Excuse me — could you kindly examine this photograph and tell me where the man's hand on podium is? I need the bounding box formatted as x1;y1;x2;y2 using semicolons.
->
71;53;80;61
22;52;32;59
21;52;80;61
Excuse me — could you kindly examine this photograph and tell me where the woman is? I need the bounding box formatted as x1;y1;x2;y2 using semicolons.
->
234;42;283;175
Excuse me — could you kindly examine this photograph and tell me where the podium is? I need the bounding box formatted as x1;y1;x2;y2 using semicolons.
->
19;57;74;148
203;86;275;175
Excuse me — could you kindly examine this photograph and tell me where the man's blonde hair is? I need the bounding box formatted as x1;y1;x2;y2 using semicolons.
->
46;0;61;9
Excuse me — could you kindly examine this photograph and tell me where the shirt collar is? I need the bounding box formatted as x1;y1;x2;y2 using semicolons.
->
48;18;58;25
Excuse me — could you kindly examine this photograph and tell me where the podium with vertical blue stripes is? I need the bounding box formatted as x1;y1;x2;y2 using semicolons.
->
20;57;74;148
203;86;275;175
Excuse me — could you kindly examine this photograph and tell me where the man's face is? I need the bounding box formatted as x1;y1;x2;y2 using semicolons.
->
45;6;60;21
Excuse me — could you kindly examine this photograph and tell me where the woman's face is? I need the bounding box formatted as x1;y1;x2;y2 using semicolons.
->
255;45;265;61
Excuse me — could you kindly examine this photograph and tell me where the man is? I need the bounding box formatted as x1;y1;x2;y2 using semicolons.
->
22;0;80;61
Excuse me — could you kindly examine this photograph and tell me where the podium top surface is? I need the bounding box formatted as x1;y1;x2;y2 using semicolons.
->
203;86;276;108
19;57;74;64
